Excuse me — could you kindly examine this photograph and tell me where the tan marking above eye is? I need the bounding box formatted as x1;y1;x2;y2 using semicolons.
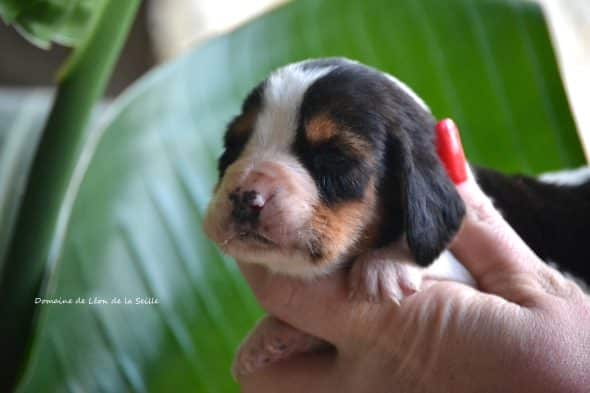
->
305;113;338;144
305;114;373;163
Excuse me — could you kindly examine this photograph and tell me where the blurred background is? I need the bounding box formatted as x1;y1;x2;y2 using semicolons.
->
1;0;287;95
1;0;589;146
1;0;589;392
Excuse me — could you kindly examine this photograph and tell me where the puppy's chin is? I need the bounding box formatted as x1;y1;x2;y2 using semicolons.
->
207;225;343;279
202;194;331;278
232;248;341;279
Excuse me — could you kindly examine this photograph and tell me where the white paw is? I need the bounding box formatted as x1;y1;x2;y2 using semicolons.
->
232;316;325;378
349;248;423;303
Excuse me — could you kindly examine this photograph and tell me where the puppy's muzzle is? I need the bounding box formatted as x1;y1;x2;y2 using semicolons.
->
204;154;319;264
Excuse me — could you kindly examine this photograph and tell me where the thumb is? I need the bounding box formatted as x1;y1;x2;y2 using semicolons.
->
239;351;335;393
436;119;549;301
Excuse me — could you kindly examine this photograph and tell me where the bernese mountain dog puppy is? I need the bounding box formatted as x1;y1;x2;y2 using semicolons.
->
203;57;590;301
203;57;590;377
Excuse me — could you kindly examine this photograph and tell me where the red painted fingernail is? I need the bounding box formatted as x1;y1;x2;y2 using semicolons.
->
436;118;467;184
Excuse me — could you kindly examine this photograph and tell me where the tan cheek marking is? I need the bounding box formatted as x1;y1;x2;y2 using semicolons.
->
309;182;378;264
350;196;384;254
305;113;338;144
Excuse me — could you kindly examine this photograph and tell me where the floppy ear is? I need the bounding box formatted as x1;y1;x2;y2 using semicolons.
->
397;125;465;266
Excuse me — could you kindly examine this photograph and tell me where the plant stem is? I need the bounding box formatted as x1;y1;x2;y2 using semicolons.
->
0;0;140;390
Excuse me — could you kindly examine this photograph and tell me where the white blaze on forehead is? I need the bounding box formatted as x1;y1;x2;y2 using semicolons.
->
246;62;336;154
383;73;430;112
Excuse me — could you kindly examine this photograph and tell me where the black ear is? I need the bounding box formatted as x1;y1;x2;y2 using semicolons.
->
396;123;465;266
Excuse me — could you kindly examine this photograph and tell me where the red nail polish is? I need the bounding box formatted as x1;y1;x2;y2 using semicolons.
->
436;118;467;184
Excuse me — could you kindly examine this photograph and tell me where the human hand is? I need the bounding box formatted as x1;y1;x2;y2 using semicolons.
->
235;119;590;393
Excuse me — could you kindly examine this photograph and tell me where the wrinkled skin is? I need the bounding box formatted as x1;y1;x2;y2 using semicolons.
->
236;167;590;393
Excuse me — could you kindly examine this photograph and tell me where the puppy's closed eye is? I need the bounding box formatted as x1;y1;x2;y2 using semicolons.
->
296;133;374;204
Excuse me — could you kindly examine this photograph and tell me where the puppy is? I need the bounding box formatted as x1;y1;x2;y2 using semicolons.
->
202;58;590;376
203;58;473;300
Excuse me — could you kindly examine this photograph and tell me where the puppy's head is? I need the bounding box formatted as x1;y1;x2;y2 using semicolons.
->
203;58;464;277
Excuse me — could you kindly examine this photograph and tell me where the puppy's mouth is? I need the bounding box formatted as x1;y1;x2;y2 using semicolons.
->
238;230;276;246
222;229;278;248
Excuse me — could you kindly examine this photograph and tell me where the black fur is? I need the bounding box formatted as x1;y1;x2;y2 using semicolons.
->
294;64;383;204
395;128;465;266
218;81;265;177
476;167;590;281
294;59;465;265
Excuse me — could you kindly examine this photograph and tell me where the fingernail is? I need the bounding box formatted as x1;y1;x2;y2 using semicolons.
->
436;118;467;185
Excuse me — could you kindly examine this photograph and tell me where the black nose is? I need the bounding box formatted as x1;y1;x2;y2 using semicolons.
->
229;189;264;223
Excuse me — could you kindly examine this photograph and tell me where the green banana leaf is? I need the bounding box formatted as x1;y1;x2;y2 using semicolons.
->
0;0;107;49
0;89;107;274
0;89;52;270
8;0;586;392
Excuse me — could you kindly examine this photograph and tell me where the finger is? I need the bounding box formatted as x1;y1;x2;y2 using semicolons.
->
232;315;328;379
238;350;336;393
436;119;549;299
238;263;379;345
453;170;545;278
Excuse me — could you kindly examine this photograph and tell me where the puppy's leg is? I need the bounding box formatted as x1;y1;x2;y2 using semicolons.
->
232;315;327;378
349;244;478;303
349;245;423;303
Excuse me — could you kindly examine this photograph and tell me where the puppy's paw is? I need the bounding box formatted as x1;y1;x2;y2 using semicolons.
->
349;248;423;303
232;316;325;379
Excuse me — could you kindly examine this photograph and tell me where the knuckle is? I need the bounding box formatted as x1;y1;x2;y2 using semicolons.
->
467;196;501;225
534;265;585;300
